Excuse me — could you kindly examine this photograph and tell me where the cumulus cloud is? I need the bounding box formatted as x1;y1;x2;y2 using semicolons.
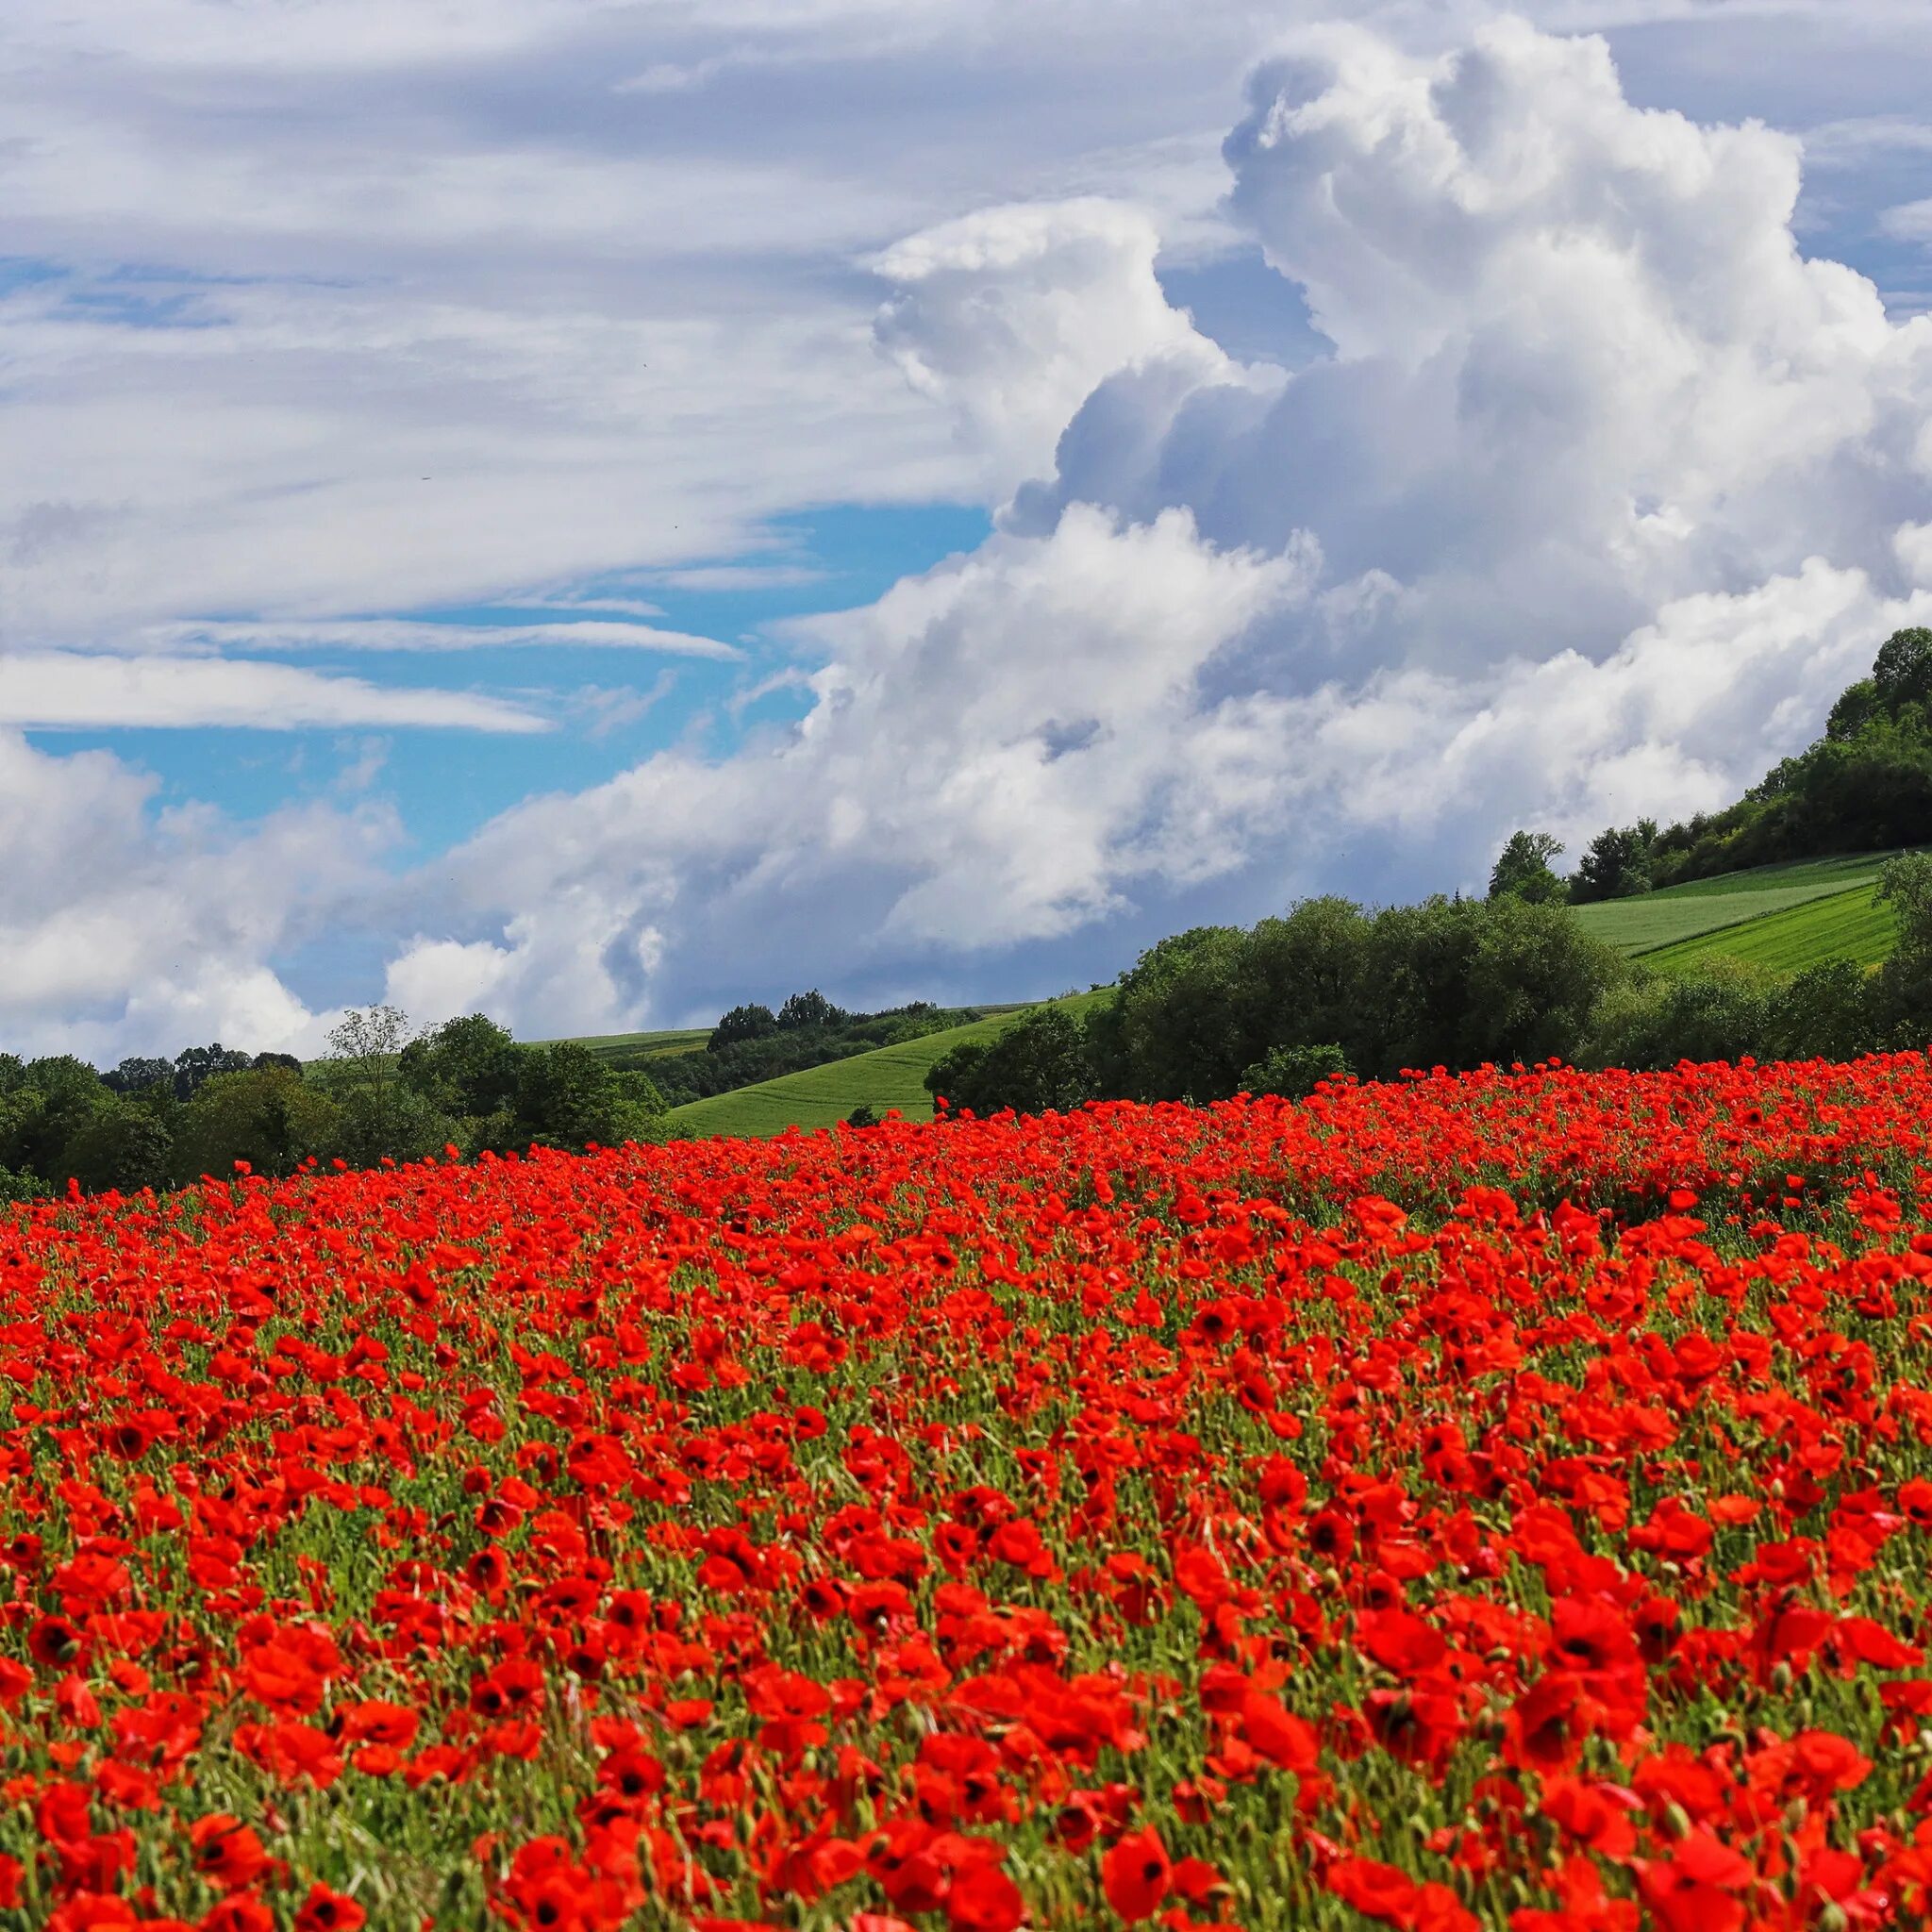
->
872;200;1237;494
383;14;1932;1038
0;730;384;1058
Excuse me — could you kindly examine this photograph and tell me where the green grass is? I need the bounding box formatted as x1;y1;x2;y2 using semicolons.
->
1571;849;1920;957
1641;882;1896;975
527;1027;713;1064
666;993;1108;1140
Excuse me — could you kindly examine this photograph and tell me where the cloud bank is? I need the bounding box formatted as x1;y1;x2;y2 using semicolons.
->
385;16;1932;1037
11;8;1932;1054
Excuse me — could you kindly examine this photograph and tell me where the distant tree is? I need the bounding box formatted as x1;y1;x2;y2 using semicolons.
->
925;1006;1093;1117
0;1057;111;1182
844;1104;881;1128
252;1051;303;1075
1873;627;1932;713
1488;830;1566;904
1240;1042;1349;1099
515;1043;664;1153
173;1065;345;1182
322;1005;419;1159
61;1103;173;1196
777;991;847;1031
1876;852;1932;1043
1826;678;1884;741
1570;821;1659;903
171;1044;253;1102
1575;958;1778;1071
709;1004;778;1051
399;1014;520;1117
1765;959;1878;1063
103;1056;175;1097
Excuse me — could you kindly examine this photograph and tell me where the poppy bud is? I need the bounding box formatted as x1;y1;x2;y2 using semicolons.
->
1770;1661;1793;1693
1818;1906;1850;1932
1659;1802;1691;1841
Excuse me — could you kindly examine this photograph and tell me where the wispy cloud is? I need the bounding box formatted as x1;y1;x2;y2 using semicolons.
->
143;619;741;659
0;654;546;731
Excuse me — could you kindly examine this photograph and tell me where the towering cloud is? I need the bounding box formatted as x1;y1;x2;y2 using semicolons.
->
394;16;1932;1035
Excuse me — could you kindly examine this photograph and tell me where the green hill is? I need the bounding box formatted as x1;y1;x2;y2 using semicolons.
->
528;1026;711;1064
1641;881;1894;975
666;994;1107;1140
1571;851;1912;959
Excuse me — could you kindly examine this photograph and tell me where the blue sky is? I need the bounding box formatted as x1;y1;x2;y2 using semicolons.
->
7;0;1932;1057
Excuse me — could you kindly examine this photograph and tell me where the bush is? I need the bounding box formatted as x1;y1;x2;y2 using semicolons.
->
926;1007;1094;1117
1574;958;1779;1071
1240;1042;1349;1099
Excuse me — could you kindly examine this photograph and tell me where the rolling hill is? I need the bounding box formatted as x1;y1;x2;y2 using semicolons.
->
665;993;1108;1140
1570;850;1916;973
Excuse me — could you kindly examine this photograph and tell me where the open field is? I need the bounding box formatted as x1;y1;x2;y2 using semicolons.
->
1641;878;1895;974
667;992;1107;1138
527;1026;713;1063
1570;850;1904;955
8;1058;1932;1927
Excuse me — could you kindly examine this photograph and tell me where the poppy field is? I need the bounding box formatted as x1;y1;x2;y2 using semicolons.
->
10;1058;1932;1931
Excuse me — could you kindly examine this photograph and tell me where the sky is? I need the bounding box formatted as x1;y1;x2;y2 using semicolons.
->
7;0;1932;1059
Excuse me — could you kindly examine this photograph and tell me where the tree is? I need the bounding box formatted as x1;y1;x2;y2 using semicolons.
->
322;1005;415;1154
1488;831;1566;904
171;1044;253;1101
515;1043;663;1153
172;1065;345;1182
1570;821;1659;903
709;1004;777;1051
1873;627;1932;713
0;1057;112;1183
103;1056;175;1097
924;1006;1093;1117
1239;1043;1348;1099
1876;852;1932;1044
398;1014;520;1117
776;991;847;1031
61;1104;173;1196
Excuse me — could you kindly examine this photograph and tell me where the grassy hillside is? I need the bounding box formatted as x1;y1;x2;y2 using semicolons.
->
667;994;1107;1140
1641;882;1894;975
529;1026;712;1064
1570;852;1900;956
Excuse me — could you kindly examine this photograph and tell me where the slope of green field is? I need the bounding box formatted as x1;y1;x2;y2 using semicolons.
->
1641;882;1894;975
531;1026;712;1062
1570;875;1886;955
667;994;1107;1140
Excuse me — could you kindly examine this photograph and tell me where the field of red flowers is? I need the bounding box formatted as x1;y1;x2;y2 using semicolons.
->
8;1055;1932;1930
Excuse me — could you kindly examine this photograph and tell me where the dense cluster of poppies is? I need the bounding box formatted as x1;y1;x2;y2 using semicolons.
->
6;1053;1932;1929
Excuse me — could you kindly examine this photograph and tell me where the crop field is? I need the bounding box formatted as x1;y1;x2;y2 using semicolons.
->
1641;882;1894;974
9;1055;1932;1928
534;1029;714;1067
667;996;1103;1140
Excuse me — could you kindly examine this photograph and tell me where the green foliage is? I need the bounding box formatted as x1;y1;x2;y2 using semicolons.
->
59;1103;173;1196
1574;958;1780;1071
513;1042;665;1153
1488;830;1567;903
923;1005;1094;1117
170;1043;254;1101
399;1014;521;1119
172;1065;345;1182
709;1003;778;1051
1239;1042;1349;1099
1570;820;1659;903
777;990;848;1031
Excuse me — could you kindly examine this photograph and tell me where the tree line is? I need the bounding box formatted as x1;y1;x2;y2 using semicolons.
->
924;855;1932;1118
1503;628;1932;904
0;1010;671;1204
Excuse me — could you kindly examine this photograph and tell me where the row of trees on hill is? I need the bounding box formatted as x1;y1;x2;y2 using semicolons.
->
643;993;983;1105
925;856;1932;1118
1499;629;1932;903
0;1009;669;1204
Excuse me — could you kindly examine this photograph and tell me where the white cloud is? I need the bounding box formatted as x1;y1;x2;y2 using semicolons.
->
378;15;1932;1037
145;619;740;658
0;654;545;732
872;199;1238;496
